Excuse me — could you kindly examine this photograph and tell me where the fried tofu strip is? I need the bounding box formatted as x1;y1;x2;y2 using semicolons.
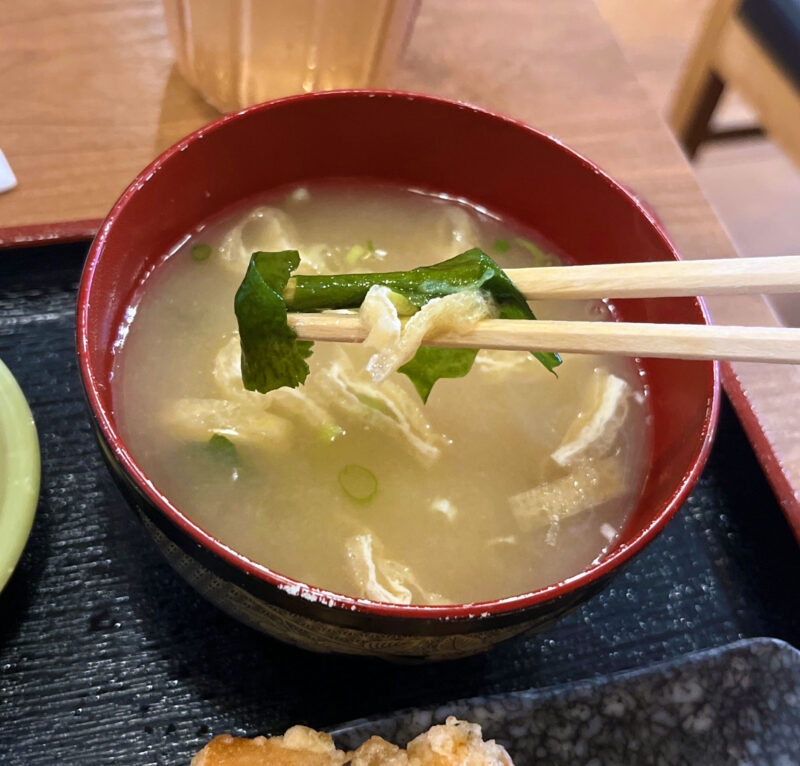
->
359;286;494;384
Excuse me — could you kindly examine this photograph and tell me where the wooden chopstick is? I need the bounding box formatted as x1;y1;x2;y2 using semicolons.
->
507;255;800;300
283;255;800;364
287;313;800;364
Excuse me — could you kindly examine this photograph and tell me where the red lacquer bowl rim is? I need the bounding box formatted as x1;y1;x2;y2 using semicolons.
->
77;89;721;622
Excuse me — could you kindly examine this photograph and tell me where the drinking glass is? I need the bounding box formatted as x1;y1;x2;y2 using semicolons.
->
162;0;420;113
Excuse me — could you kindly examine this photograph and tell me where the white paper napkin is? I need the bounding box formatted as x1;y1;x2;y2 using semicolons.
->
0;149;18;194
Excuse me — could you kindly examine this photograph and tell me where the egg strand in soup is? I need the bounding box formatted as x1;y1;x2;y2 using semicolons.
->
113;182;652;605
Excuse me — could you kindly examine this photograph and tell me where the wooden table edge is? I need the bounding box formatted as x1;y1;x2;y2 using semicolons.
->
0;219;102;250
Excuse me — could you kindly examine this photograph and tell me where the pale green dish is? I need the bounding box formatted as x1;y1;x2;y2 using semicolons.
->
0;358;40;592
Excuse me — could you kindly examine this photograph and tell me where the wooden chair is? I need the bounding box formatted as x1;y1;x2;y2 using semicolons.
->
670;0;800;165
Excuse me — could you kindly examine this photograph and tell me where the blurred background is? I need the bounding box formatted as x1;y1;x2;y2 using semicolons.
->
598;0;800;323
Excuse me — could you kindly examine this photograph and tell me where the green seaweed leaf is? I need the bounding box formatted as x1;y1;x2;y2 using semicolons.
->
398;347;479;403
207;433;239;465
234;249;561;400
235;251;313;393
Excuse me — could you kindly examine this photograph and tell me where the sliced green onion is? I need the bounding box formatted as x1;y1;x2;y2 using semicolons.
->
345;244;367;265
318;423;344;443
514;237;559;266
493;238;511;253
385;290;418;316
338;464;377;504
191;243;213;262
356;393;390;415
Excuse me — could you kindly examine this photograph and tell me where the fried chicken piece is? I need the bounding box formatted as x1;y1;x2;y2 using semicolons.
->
349;736;409;766
347;718;512;766
404;717;513;766
192;718;514;766
191;726;348;766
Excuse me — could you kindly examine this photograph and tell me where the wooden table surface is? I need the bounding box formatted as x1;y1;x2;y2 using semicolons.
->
1;0;798;539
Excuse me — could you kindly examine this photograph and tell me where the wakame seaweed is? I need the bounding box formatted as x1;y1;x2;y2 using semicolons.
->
235;251;314;393
235;248;561;401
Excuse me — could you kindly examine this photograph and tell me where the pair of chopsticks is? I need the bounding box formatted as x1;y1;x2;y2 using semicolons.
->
286;255;800;364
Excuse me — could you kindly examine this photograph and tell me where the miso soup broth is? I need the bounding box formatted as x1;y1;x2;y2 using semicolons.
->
113;182;651;605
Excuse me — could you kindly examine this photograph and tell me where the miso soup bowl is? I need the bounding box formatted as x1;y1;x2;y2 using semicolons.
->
78;91;720;661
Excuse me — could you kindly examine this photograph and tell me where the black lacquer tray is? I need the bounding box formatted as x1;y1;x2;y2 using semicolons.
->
1;243;799;765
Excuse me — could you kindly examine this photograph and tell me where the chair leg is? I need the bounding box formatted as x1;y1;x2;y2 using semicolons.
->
668;0;739;159
677;70;725;158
